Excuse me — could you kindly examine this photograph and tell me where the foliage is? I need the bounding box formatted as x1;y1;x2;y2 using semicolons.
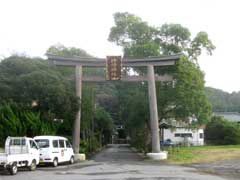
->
0;102;22;142
0;51;114;154
0;56;79;116
109;12;215;61
94;107;113;131
115;82;151;152
46;43;92;57
205;116;240;145
154;57;212;124
0;56;69;139
47;44;115;152
94;106;113;145
205;87;240;112
0;55;79;138
108;12;214;151
173;57;212;123
0;102;55;146
46;43;105;79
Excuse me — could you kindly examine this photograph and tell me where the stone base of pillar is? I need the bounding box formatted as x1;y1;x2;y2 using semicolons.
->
74;153;86;162
146;151;168;160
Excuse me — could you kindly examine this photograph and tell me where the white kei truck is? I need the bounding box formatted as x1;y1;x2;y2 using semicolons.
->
0;137;40;175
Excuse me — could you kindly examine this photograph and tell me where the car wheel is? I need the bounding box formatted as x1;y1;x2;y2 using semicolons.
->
29;159;37;171
9;163;18;175
69;156;74;164
53;158;58;167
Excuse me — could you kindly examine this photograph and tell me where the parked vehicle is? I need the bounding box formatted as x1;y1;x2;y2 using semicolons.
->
0;137;39;175
160;139;175;147
34;136;74;167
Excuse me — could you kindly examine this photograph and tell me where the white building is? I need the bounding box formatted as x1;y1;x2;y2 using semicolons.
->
160;121;204;146
163;128;204;146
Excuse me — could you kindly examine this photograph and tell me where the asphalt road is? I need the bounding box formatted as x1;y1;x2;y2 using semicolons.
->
0;144;230;180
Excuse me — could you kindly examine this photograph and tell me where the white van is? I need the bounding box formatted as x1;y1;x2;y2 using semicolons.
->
34;136;74;167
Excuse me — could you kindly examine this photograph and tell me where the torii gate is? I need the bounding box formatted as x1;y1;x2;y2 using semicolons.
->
47;54;180;160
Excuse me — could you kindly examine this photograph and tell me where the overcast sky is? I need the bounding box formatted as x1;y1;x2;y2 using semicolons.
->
0;0;239;93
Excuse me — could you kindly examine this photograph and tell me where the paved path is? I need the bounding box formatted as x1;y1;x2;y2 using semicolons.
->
0;144;230;180
92;144;142;162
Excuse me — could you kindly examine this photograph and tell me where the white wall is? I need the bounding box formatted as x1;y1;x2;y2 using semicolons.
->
163;128;204;146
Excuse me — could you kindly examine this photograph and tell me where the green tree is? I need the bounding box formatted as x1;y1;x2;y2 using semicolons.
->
0;55;80;145
122;83;150;152
46;43;92;57
108;12;214;149
46;44;115;153
109;12;215;61
94;107;113;145
109;12;213;122
172;57;212;123
205;87;240;112
0;55;79;126
0;101;55;146
205;116;240;145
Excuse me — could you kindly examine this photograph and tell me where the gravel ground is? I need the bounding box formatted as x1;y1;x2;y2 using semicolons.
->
191;158;240;180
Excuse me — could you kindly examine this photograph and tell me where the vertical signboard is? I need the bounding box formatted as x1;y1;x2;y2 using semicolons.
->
106;56;122;80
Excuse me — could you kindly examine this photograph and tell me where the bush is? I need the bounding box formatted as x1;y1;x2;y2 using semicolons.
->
0;102;56;146
129;125;151;153
205;116;240;145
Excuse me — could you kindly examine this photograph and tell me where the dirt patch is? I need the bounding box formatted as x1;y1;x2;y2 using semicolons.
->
191;158;240;180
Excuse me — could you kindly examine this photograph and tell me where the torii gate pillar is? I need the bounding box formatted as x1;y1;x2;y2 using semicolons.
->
146;65;168;160
72;65;86;161
72;65;82;154
147;65;160;153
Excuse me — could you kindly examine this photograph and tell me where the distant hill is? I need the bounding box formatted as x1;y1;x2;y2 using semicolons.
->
205;87;240;112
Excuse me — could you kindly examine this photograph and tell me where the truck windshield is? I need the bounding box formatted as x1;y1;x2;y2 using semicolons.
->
35;139;49;148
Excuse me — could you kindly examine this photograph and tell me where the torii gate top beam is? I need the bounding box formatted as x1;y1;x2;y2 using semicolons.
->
46;53;181;67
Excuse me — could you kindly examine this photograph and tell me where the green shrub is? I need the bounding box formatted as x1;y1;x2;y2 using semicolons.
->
0;102;57;146
205;116;240;145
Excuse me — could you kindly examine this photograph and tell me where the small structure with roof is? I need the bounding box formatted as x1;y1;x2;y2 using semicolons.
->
159;120;204;146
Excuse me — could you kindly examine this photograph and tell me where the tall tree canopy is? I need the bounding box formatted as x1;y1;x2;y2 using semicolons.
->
46;43;92;57
109;12;215;61
109;12;215;129
0;45;114;151
46;44;114;151
0;55;79;143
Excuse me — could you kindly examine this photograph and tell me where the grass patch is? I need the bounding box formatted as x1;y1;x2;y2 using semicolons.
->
166;145;240;164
